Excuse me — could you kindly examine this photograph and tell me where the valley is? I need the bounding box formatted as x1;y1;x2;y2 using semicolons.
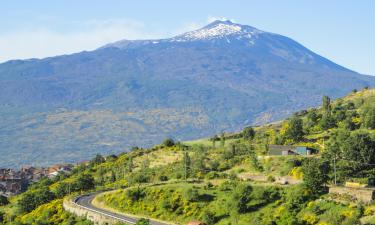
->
1;20;374;167
1;88;375;224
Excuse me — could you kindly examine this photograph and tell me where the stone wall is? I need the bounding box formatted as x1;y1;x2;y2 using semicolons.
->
63;198;129;225
329;186;375;203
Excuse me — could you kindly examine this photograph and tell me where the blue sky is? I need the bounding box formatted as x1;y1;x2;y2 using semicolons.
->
1;0;374;75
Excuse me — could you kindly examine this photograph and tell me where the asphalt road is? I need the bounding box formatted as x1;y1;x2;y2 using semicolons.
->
75;193;170;225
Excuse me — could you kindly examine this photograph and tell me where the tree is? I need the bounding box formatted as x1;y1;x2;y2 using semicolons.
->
211;135;219;148
184;188;200;202
127;157;134;172
248;144;263;171
18;187;55;213
229;184;253;213
284;116;304;142
201;209;217;225
182;151;191;180
192;147;206;177
319;114;336;130
55;182;70;198
163;138;175;147
242;126;255;141
362;104;375;129
0;195;9;206
343;116;357;131
301;158;330;193
220;131;226;147
110;170;116;183
322;95;331;115
91;154;105;165
341;132;375;176
75;174;95;191
136;218;150;225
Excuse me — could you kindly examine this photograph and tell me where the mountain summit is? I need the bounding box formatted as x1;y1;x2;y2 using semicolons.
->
172;20;262;41
0;21;374;167
102;20;262;48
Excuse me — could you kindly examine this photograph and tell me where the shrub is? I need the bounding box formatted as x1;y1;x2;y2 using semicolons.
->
267;175;276;182
184;188;200;202
205;171;219;180
219;181;234;191
163;138;175;147
201;209;217;225
136;218;150;225
0;195;9;206
126;188;145;202
158;175;168;182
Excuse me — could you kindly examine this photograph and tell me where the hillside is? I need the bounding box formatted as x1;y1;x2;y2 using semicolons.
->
0;20;374;167
1;88;375;225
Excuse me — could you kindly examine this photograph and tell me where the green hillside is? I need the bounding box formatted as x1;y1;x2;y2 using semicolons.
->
1;88;375;225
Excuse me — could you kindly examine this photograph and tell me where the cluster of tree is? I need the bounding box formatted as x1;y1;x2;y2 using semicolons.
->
17;187;55;213
18;174;95;213
325;130;375;181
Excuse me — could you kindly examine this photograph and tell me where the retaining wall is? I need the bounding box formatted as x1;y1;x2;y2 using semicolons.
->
63;197;129;225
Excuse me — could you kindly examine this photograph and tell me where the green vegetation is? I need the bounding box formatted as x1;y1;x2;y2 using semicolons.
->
97;182;366;225
1;88;375;224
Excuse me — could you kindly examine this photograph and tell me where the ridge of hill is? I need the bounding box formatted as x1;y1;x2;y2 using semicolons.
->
2;87;375;224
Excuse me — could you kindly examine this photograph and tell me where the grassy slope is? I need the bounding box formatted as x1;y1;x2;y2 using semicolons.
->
2;88;375;225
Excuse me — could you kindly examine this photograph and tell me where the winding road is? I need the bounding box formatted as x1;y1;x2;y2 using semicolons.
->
74;193;170;225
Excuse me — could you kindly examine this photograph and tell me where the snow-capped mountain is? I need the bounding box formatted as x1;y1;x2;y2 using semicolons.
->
172;20;263;42
0;20;374;167
103;20;326;66
104;20;263;47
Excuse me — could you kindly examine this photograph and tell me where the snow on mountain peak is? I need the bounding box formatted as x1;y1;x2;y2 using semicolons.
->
172;20;263;42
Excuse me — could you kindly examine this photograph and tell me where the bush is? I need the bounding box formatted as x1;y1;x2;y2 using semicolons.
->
201;209;217;225
162;138;175;147
219;181;234;191
267;175;276;182
205;171;219;180
126;188;145;202
158;175;168;182
136;218;150;225
184;188;200;202
242;127;255;140
0;195;9;206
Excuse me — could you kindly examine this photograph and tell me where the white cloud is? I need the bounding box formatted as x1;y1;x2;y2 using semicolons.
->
0;19;165;62
207;16;236;23
174;22;204;35
0;18;219;63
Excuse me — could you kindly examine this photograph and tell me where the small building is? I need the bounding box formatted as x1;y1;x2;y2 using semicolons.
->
295;146;315;155
268;145;316;156
47;164;72;178
268;145;298;156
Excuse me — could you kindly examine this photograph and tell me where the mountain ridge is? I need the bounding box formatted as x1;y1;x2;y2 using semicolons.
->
0;20;374;167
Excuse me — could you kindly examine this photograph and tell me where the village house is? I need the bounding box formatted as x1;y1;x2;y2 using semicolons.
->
0;168;26;196
0;163;73;196
47;164;73;177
